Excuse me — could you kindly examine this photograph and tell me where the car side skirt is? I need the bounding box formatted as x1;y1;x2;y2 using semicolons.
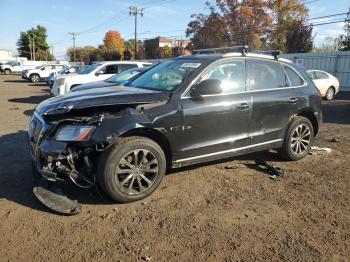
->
172;139;283;168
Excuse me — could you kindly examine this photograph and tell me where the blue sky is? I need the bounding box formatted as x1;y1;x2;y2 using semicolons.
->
0;0;348;59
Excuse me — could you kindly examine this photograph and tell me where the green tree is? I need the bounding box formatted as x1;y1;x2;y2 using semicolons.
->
17;25;54;60
268;0;309;51
338;10;350;51
286;20;313;53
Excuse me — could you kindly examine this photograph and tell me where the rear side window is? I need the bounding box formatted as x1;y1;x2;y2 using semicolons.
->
200;60;246;93
119;64;138;72
315;71;329;79
283;66;305;86
247;60;288;91
104;65;119;74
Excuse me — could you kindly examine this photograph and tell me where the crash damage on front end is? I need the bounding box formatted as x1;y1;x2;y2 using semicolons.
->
28;86;170;215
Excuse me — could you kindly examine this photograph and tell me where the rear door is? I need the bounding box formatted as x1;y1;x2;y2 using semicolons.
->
177;59;252;161
247;59;306;145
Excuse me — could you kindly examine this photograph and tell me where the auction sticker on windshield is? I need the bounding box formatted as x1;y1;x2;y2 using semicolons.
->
180;63;202;68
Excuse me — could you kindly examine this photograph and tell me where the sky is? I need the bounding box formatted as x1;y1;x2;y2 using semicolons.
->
0;0;348;60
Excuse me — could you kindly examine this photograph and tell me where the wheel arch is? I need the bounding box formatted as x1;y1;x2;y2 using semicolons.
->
119;128;173;168
296;110;319;136
29;73;40;78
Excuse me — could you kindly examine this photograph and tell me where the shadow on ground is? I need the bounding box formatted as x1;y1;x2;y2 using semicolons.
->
0;130;281;215
4;80;28;83
8;95;50;105
323;92;350;125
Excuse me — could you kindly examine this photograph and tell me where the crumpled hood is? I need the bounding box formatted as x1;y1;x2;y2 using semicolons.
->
36;85;170;116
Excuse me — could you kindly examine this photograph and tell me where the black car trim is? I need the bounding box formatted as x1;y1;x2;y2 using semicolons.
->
174;139;282;163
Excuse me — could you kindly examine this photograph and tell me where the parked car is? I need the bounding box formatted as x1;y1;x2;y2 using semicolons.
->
29;48;322;206
70;67;150;93
47;65;85;89
306;70;340;100
22;64;68;83
0;60;39;75
51;61;152;96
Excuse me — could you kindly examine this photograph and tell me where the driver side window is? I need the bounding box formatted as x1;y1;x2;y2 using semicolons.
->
199;60;246;94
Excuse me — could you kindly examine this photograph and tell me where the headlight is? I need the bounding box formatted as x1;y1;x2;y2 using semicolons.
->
54;125;95;141
57;78;65;85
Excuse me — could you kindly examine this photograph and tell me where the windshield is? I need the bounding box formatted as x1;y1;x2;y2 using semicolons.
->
106;68;144;84
36;65;43;69
128;60;203;91
78;64;101;75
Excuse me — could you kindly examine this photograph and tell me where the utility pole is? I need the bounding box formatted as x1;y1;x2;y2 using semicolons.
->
129;6;143;60
28;35;32;60
30;33;36;61
50;45;54;59
68;32;79;62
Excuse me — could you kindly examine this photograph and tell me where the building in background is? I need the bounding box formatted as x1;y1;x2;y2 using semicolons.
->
144;37;190;59
0;50;13;61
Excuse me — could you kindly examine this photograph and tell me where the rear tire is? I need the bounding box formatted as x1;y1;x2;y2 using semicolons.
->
325;87;335;101
30;74;40;83
97;136;166;203
278;116;314;161
4;69;11;75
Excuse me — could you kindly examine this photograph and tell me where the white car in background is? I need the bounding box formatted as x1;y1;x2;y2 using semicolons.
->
307;70;340;100
47;65;85;88
22;64;68;83
51;61;152;96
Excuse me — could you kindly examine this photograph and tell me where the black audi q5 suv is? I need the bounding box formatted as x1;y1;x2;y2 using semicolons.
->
28;47;322;204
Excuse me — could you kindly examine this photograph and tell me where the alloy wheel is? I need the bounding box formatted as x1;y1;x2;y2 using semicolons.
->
290;124;311;155
326;88;335;100
114;149;159;195
32;75;39;82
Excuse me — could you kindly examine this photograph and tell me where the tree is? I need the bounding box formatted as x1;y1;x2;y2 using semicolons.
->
286;20;313;53
338;9;350;51
315;36;338;51
186;4;228;49
17;25;54;60
103;31;125;54
216;0;272;50
268;0;308;51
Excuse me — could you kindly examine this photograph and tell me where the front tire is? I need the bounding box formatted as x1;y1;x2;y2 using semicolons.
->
278;116;314;161
97;136;166;203
4;69;11;75
30;74;40;83
325;87;335;101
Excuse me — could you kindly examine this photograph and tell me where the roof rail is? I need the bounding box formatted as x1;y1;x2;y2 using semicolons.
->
193;45;249;56
255;50;281;60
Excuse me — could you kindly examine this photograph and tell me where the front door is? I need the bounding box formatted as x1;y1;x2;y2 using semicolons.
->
176;59;252;161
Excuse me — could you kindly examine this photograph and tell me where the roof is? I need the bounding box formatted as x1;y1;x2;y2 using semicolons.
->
174;52;292;63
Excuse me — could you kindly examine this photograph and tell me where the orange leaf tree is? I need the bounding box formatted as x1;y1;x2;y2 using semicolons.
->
103;31;125;55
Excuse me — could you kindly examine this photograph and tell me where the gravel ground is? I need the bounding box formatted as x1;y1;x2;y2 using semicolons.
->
0;74;349;261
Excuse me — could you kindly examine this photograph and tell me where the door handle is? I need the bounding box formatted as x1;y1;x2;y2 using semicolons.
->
237;103;249;109
288;97;299;104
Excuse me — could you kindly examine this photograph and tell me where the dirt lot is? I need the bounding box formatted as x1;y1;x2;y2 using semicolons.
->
0;74;349;262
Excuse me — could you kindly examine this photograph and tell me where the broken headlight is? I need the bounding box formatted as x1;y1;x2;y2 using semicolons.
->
54;125;95;142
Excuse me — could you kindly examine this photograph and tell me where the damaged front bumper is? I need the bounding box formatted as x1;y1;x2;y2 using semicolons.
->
28;112;95;215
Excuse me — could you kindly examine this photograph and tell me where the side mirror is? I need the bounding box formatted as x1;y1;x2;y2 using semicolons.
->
95;70;103;76
68;68;76;73
191;79;222;98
